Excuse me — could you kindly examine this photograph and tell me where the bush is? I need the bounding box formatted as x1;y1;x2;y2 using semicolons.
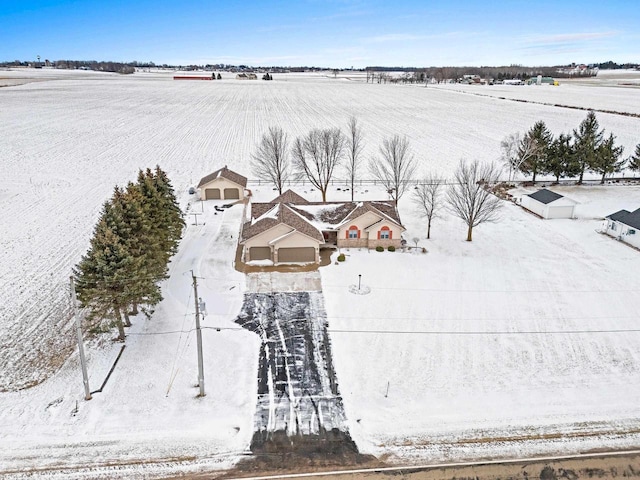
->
375;246;384;252
422;247;427;253
388;246;395;252
337;253;346;262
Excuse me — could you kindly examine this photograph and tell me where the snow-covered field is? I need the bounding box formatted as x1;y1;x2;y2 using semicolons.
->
2;69;640;476
433;69;640;116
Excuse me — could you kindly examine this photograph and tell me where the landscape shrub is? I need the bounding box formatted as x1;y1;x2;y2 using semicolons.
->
337;253;346;262
387;246;395;252
422;247;427;253
375;246;384;252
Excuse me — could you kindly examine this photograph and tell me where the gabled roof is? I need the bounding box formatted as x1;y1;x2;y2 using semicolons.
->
336;201;403;229
527;189;564;204
241;203;324;243
271;189;309;204
607;208;640;230
197;166;247;188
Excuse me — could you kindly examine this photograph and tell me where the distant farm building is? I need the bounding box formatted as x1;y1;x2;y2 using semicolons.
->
527;75;559;86
521;189;577;219
173;73;215;80
605;208;640;249
197;166;247;200
236;73;258;80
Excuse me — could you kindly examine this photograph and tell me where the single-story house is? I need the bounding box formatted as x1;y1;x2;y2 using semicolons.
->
240;190;405;265
197;166;247;201
604;208;640;249
520;189;577;219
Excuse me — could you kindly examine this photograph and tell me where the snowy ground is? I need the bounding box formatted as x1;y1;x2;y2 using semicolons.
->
2;69;639;393
2;70;640;476
431;69;640;116
322;184;640;461
0;202;258;478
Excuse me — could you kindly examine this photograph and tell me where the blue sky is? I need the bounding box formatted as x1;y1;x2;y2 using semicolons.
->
1;0;637;67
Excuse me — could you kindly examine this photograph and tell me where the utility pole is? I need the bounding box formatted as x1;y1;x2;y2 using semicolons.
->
70;276;92;400
191;271;205;397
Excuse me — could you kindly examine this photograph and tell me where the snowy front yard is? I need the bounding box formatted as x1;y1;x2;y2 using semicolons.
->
2;183;640;477
321;185;640;461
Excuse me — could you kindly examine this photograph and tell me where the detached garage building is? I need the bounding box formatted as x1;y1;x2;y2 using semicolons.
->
521;189;577;219
197;166;247;201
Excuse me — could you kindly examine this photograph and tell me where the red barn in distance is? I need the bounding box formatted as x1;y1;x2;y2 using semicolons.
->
173;73;215;80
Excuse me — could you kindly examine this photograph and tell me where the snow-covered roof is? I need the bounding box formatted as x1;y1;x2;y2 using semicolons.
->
242;192;404;244
197;166;247;188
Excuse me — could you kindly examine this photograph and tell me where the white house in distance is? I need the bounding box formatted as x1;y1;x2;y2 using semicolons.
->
197;166;247;200
604;208;640;249
240;190;405;265
521;189;577;219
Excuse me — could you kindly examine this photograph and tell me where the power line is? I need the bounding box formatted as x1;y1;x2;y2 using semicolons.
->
126;326;640;337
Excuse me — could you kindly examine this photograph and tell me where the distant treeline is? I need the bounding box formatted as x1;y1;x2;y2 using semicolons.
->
365;66;586;80
1;59;135;74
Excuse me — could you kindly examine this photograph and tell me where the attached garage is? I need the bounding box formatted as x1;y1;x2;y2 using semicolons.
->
249;247;271;261
277;247;316;263
223;188;240;200
205;188;221;200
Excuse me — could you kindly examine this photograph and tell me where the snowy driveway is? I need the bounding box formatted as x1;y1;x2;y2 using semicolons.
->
235;289;357;454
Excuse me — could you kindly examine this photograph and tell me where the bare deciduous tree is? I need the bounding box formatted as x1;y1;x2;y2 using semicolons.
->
292;128;345;202
412;173;444;239
446;160;502;242
370;135;417;205
345;116;364;202
501;132;526;182
251;126;291;195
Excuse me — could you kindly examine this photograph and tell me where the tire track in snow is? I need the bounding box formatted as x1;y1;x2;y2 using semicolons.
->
235;291;359;456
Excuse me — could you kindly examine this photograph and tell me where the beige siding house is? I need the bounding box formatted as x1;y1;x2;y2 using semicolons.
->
197;166;247;201
240;190;405;265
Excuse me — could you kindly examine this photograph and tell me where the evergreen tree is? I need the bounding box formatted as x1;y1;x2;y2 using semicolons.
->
519;120;551;183
117;183;163;316
546;133;577;182
593;133;625;183
628;143;640;173
73;209;135;341
573;110;604;184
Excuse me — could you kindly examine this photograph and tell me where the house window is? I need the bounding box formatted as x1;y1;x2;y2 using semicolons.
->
378;226;392;240
347;226;360;239
611;222;617;231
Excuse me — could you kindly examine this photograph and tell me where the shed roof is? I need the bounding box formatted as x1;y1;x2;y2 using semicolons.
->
607;208;640;230
527;189;564;204
197;166;247;188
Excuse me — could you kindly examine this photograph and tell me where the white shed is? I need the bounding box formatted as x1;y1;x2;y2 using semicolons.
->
521;189;577;219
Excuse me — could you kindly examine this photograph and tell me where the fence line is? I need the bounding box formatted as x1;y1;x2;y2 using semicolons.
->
245;176;638;188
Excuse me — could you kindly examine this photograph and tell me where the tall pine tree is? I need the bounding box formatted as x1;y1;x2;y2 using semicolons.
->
628;143;640;174
573;110;604;184
74;166;184;341
519;121;552;183
73;208;136;341
593;133;625;183
545;133;578;183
